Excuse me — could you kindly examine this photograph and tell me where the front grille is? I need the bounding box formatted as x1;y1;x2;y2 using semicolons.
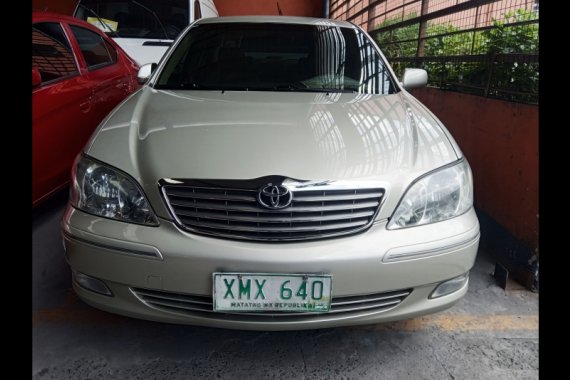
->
161;182;384;241
131;288;412;322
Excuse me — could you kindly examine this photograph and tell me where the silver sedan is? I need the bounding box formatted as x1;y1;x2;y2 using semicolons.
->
62;16;479;330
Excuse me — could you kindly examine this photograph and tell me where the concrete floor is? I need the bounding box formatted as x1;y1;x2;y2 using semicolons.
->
33;191;538;379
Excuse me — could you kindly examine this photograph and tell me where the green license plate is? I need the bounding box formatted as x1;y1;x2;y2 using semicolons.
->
213;273;332;313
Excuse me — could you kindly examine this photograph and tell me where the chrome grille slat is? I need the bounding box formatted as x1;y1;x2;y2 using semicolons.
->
168;191;256;202
172;210;376;223
134;289;212;306
140;297;213;313
332;291;412;306
169;200;380;213
132;288;412;320
178;219;369;233
293;193;384;202
328;299;402;313
162;182;384;241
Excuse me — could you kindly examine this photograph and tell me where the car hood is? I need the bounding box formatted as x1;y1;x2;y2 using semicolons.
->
87;87;460;218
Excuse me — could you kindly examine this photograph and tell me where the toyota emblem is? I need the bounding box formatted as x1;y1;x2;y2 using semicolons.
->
258;184;292;209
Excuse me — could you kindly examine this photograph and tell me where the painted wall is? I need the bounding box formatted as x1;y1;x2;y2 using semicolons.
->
32;0;75;14
32;1;324;17
411;88;538;255
216;0;323;17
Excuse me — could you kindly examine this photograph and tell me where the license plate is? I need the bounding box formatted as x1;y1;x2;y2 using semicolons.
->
213;273;332;313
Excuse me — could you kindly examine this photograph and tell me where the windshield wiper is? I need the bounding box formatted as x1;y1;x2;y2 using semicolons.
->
157;82;359;93
274;86;357;93
326;88;359;94
131;0;170;40
272;82;308;91
78;3;119;38
155;83;247;91
272;83;358;93
154;83;204;90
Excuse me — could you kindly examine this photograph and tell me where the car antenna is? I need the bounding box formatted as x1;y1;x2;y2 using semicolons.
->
277;2;283;16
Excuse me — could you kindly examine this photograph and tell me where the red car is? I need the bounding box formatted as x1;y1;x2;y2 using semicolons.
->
32;11;140;206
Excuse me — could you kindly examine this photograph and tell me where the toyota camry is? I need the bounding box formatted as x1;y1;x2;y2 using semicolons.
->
62;16;480;330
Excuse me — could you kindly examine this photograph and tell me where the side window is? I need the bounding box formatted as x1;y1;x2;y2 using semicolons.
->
32;23;79;84
104;39;118;63
69;25;116;69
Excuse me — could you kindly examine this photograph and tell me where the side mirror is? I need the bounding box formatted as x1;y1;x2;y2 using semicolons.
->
401;68;427;90
32;67;42;87
137;63;158;85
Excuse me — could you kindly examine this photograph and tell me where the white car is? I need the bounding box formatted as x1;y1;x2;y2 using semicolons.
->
74;0;218;65
62;16;480;330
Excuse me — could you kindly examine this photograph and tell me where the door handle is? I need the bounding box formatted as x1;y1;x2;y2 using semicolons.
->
142;41;172;46
80;100;91;113
80;92;94;113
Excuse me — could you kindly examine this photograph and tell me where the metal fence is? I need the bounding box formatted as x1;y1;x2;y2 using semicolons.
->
330;0;539;103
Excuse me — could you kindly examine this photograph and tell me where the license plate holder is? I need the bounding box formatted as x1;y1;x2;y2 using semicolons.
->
213;273;332;313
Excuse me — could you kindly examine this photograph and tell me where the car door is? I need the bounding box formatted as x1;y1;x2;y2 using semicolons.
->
32;21;93;205
66;23;134;127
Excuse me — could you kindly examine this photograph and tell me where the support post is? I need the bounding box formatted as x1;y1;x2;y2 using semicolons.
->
416;0;430;57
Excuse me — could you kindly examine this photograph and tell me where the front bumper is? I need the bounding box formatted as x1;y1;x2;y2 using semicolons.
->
62;206;479;330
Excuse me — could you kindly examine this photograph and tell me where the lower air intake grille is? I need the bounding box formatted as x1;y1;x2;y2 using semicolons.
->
131;288;411;322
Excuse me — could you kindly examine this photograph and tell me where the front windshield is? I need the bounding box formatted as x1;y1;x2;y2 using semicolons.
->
75;0;189;40
155;23;397;94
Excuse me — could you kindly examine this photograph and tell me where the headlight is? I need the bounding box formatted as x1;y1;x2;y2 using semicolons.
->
387;160;473;229
70;155;159;226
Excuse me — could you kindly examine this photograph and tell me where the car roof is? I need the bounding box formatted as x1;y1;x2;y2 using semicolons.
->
32;10;110;34
32;10;135;65
32;11;83;24
194;16;355;29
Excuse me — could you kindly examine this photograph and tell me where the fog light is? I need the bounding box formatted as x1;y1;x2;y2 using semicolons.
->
73;271;113;296
430;273;469;299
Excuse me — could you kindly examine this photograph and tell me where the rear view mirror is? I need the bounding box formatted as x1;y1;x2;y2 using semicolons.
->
137;63;158;85
32;67;42;87
401;68;428;90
